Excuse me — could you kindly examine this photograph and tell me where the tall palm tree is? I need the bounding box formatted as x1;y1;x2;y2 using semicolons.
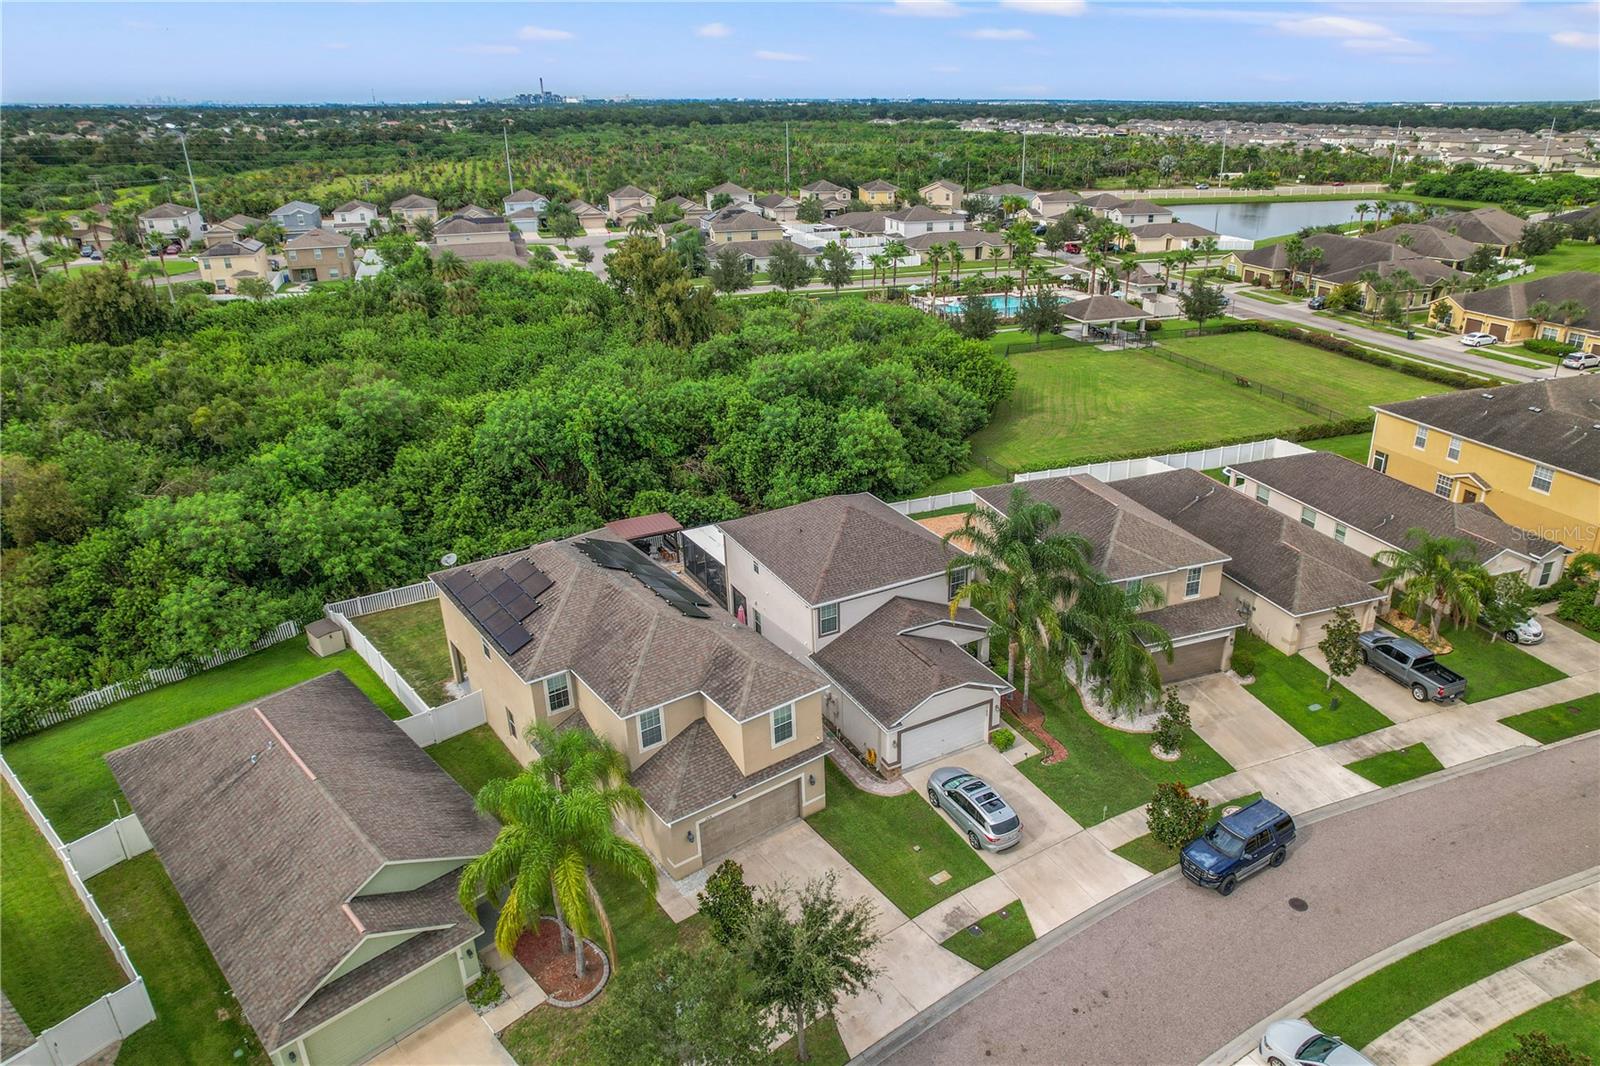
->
946;241;964;284
39;214;74;259
8;221;40;288
884;240;909;286
1084;249;1107;294
1059;577;1172;719
1373;199;1390;225
1280;235;1305;291
434;249;469;283
1375;528;1488;640
926;243;946;292
1174;247;1198;290
1355;202;1372;226
458;767;654;978
869;252;890;288
1299;246;1325;294
1196;236;1219;272
1527;299;1554;342
1118;253;1139;297
1158;253;1178;289
146;232;177;304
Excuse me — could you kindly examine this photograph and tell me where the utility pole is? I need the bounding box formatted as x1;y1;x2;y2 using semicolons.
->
1388;120;1402;178
1218;129;1228;182
1020;131;1028;187
784;121;791;192
172;125;200;215
1539;117;1556;173
503;119;514;196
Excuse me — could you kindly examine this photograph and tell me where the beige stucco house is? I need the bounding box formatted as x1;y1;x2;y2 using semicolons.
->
194;237;272;292
283;229;354;283
566;199;609;235
389;193;440;229
331;199;380;234
202;213;262;248
705;181;754;209
801;179;852;205
919;180;964;211
138;202;204;242
858;179;899;208
606;184;657;224
706;207;783;243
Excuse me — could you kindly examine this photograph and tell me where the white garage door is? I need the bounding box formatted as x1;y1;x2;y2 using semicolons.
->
899;705;988;769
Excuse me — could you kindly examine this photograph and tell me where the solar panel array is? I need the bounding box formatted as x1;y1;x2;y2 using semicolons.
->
440;558;554;656
576;538;713;619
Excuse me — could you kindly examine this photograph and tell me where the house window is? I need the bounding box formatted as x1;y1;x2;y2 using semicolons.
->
1372;451;1389;473
313;248;323;260
1184;567;1202;598
1541;326;1559;340
772;704;795;746
222;257;232;269
546;673;571;712
1434;474;1453;498
1539;559;1556;586
753;609;763;636
1255;484;1270;504
752;561;760;574
1413;425;1429;449
818;603;839;637
1300;506;1317;528
1531;464;1554;494
948;565;971;602
1334;523;1348;544
328;268;340;279
506;708;517;739
481;638;492;660
635;708;665;750
1447;436;1461;462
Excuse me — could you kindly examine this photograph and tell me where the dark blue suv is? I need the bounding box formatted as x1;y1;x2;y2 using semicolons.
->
1181;799;1296;896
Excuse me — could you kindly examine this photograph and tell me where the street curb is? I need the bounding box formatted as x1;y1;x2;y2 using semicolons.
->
849;731;1598;1065
1200;865;1600;1066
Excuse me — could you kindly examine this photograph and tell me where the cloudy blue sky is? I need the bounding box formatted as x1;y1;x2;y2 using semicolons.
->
3;1;1597;104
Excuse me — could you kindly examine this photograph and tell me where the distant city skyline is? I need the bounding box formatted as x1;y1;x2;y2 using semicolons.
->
3;1;1597;105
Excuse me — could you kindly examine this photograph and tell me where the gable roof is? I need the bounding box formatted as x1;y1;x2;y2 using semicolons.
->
721;493;964;605
1113;199;1167;216
1374;374;1600;481
105;673;496;1051
888;205;959;223
1451;271;1600;332
756;192;800;209
1230;451;1567;562
975;183;1034;199
432;529;822;719
1079;193;1128;209
434;213;510;236
195;238;265;258
272;200;321;216
904;230;1004;250
1128;221;1217;238
334;199;377;214
859;179;900;192
1423;206;1526;247
216;213;262;230
803;179;848;193
710;211;779;232
284;228;350;249
707;181;751;196
920;179;963;193
827;210;890;234
1362;223;1478;262
505;188;543;202
1114;468;1384;616
390;193;439;210
975;476;1225;581
812;598;1008;729
609;184;651;199
1233;232;1413;276
706;238;820;260
567;198;605;216
629;719;824;823
1032;189;1081;203
138;202;197;220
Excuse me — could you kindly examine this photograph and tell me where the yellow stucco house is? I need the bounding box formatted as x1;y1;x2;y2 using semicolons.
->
1369;376;1600;553
858;179;899;208
1436;271;1600;354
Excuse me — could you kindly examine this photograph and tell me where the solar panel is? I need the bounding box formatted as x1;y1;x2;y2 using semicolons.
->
516;569;553;601
439;555;553;657
576;538;716;619
500;592;538;620
494;626;532;656
485;574;520;607
505;559;540;583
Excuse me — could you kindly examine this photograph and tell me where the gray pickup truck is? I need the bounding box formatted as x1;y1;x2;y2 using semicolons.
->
1357;631;1467;703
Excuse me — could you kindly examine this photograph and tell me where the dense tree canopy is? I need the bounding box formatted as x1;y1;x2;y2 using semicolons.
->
0;255;1012;734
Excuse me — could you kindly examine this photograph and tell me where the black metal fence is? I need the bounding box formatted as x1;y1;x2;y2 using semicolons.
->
1144;345;1346;422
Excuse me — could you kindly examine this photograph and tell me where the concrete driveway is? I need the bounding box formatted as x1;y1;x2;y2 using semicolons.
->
368;1002;513;1066
1183;673;1314;768
902;744;1082;873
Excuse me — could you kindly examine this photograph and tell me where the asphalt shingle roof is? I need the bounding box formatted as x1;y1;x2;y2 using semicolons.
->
1451;271;1600;333
629;720;824;823
1422;206;1526;247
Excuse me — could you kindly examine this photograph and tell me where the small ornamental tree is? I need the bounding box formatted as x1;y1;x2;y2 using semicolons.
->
957;293;999;339
817;241;854;293
590;942;771;1066
1479;572;1534;643
1500;1031;1591;1066
574;245;595;264
1151;686;1190;756
1317;605;1363;691
767;243;814;293
697;859;755;948
1180;279;1227;332
1016;290;1064;343
1146;781;1209;850
796;197;824;224
710;247;751;294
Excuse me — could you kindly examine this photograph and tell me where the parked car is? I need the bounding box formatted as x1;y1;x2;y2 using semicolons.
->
1560;351;1600;371
1063;242;1082;254
1307;295;1327;310
926;767;1022;852
1180;798;1295;896
1478;614;1544;645
1331;181;1347;187
1357;631;1467;702
1260;1019;1375;1066
1194;182;1211;190
1460;332;1498;347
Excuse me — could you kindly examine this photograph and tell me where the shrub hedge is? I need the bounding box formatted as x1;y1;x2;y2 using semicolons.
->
1194;320;1495;389
1523;338;1579;357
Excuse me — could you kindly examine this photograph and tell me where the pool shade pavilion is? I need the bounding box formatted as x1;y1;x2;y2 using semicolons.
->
1061;294;1149;329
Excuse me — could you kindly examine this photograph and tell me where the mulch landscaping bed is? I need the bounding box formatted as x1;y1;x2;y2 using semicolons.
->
513;918;606;1004
1002;692;1069;765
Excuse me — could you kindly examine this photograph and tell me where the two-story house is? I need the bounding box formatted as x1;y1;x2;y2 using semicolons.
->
430;211;527;263
503;188;548;218
718;494;1010;775
973;183;1035;210
606;185;657;225
269;200;324;239
330;199;379;235
1106;199;1174;227
706;207;783;243
858;179;899;208
1367;376;1600;553
138;202;204;242
1227;451;1570;591
1030;189;1081;219
389;193;440;229
202;213;262;248
705;181;754;209
974;477;1243;677
283;229;353;283
432;531;828;877
107;673;499;1066
883;205;964;239
918;180;964;211
194;237;272;293
800;179;852;206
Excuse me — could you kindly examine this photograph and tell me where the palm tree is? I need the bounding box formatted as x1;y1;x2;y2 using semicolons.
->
1084;249;1107;295
926;243;946;292
458;766;654;978
1001;195;1029;219
1174;247;1198;290
884;240;909;286
1355;202;1372;226
1118;253;1139;297
1059;577;1172;719
39;214;74;259
1158;253;1178;289
446;280;479;316
135;259;163;290
8;221;40;288
1375;528;1488;640
1299;246;1325;294
1527;299;1554;343
1196;236;1219;272
1280;235;1305;292
1373;199;1390;225
434;249;469;283
869;252;890;288
946;241;964;284
1553;299;1588;327
626;216;654;238
411;215;435;241
105;241;141;274
146;232;177;304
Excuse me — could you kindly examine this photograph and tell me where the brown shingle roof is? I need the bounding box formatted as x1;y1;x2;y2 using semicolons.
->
432;530;823;720
629;720;823;823
1128;221;1217;239
283;228;350;249
975;477;1225;581
859;179;900;192
1363;224;1478;262
721;493;965;604
390;193;438;210
1138;596;1244;643
1451;271;1600;333
1114;468;1384;616
812;598;1007;729
139;202;197;220
105;674;496;1051
1060;295;1148;322
334;199;377;214
1231;451;1570;559
1422;206;1525;247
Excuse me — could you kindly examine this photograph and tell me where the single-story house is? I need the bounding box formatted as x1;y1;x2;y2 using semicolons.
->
755;193;802;222
1126;221;1218;254
106;673;499;1066
858;179;900;207
1362;224;1478;266
566;199;610;235
1434;270;1600;353
903;229;1009;260
705;238;820;273
918;179;963;211
1423;207;1526;255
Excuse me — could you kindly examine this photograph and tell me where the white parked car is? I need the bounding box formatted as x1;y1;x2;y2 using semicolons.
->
1460;332;1497;347
1480;613;1544;645
1560;351;1599;370
1260;1019;1375;1066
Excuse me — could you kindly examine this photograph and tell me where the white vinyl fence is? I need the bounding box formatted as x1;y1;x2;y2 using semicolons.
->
394;689;486;747
326;609;433;717
0;760;156;1066
324;579;438;619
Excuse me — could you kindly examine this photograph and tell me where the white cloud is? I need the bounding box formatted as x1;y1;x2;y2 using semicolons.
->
998;0;1087;14
1274;15;1390;37
754;49;810;61
1551;29;1600;47
1343;35;1429;53
696;21;733;37
964;27;1036;39
517;25;574;41
882;0;966;16
452;43;520;54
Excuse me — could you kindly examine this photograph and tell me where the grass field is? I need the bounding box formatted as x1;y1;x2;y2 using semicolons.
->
7;642;409;840
353;600;453;706
1439;981;1600;1066
0;784;127;1033
941;900;1036;969
1516;241;1600;285
1499;693;1600;744
1156;332;1442;417
1344;742;1445;788
1305;432;1373;463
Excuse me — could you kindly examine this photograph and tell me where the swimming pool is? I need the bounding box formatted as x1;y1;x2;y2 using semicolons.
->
937;294;1024;316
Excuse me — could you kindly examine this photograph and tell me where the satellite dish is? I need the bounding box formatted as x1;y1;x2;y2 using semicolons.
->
440;552;458;567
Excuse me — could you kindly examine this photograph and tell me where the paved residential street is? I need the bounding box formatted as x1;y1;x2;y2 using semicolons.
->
874;735;1600;1066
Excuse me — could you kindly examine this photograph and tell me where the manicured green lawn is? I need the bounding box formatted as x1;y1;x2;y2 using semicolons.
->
965;347;1322;477
424;724;524;800
352;600;453;706
1438;981;1600;1066
1344;743;1446;789
1305;912;1569;1050
1515;241;1600;285
773;1014;850;1066
922;464;1004;494
0;784;127;1032
1236;288;1292;304
941;900;1036;969
1429;625;1566;704
502;999;600;1065
1305;431;1373;464
1499;693;1600;744
807;760;991;916
87;854;267;1066
7;642;408;840
908;502;976;519
1157;332;1442;418
1112;792;1262;873
1006;672;1234;826
1237;634;1392;745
